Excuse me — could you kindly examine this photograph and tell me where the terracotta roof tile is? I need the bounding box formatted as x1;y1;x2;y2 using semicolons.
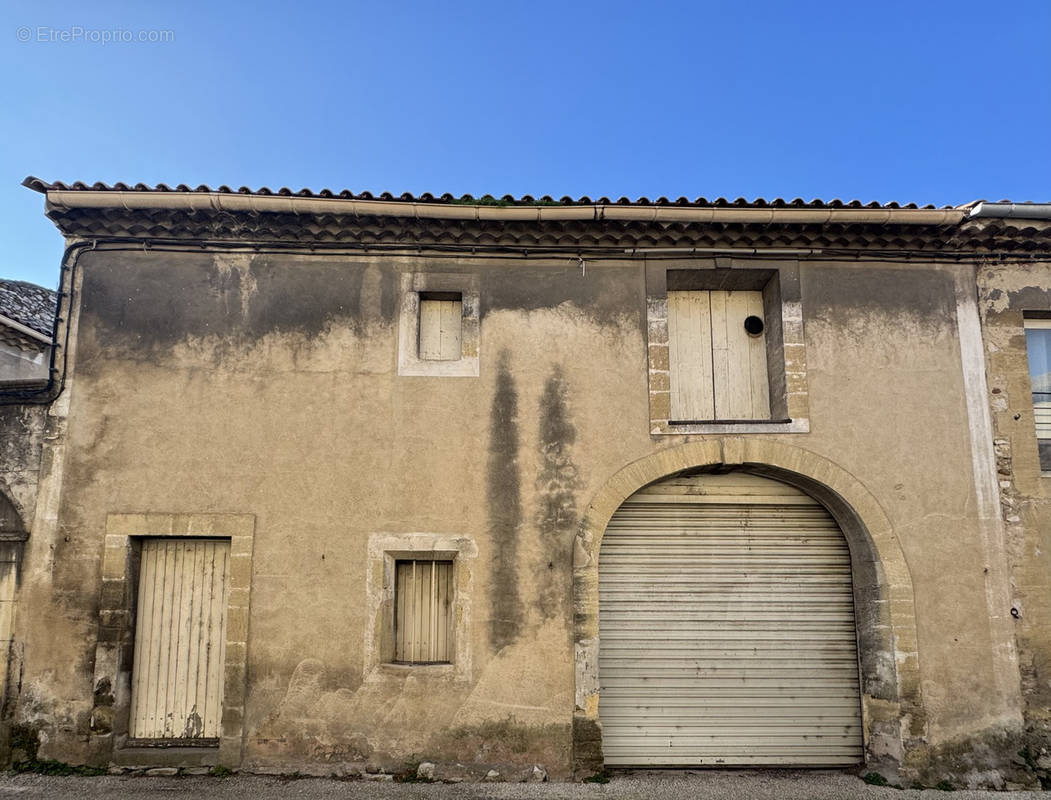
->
21;177;953;210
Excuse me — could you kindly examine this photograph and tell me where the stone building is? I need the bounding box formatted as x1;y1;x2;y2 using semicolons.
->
0;277;57;756
2;177;1050;786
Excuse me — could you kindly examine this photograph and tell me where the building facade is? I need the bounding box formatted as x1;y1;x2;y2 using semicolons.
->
3;178;1050;786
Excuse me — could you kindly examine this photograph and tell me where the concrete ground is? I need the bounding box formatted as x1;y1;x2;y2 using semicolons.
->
0;771;1045;800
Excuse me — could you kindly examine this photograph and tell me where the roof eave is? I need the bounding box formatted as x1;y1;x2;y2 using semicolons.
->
38;187;967;226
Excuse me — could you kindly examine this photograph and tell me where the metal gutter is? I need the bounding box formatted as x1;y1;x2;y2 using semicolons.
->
0;312;53;345
968;202;1051;220
42;189;967;226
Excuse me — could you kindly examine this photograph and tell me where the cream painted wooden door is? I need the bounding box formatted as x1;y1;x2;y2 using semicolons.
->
599;472;863;766
130;539;230;740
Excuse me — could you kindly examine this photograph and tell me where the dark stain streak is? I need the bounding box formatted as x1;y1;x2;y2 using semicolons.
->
379;269;398;321
534;365;580;620
487;350;524;650
181;706;203;738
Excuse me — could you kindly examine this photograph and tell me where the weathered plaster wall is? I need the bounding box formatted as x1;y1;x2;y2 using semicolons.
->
0;401;49;761
979;259;1051;785
12;250;1027;783
0;405;47;534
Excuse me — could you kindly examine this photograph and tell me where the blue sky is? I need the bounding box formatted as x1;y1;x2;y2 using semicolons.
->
2;0;1049;288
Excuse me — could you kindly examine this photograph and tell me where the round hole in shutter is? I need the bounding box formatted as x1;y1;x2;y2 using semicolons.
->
744;315;765;336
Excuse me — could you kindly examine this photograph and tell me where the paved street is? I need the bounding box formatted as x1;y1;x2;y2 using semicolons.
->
0;771;1045;800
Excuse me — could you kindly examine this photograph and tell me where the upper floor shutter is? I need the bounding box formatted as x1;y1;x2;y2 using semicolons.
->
668;290;770;421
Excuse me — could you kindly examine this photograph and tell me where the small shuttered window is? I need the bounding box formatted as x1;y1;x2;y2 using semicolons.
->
419;293;462;361
668;289;771;421
395;559;453;664
1025;318;1051;471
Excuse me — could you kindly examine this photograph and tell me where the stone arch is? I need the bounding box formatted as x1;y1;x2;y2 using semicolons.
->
571;438;922;775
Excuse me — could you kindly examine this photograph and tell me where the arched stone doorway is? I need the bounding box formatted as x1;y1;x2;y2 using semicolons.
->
571;439;922;776
0;487;26;720
599;469;861;766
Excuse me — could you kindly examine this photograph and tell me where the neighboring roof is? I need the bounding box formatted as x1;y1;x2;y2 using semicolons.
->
0;279;57;339
23;177;1051;255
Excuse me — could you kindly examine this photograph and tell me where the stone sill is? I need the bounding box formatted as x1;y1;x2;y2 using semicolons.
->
378;662;455;675
112;745;218;767
652;418;810;435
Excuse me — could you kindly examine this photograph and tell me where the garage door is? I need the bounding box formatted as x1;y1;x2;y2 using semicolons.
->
598;471;863;766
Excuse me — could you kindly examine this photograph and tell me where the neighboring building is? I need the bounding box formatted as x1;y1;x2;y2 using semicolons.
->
974;212;1051;784
3;177;1050;786
0;278;56;754
0;279;55;387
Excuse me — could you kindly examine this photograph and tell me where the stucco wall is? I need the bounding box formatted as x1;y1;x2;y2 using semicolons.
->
0;405;47;533
11;249;1029;783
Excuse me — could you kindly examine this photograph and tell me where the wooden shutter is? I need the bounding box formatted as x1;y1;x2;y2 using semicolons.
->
419;297;462;361
395;560;453;663
710;291;770;420
130;539;230;740
668;290;770;421
669;291;716;420
599;472;863;766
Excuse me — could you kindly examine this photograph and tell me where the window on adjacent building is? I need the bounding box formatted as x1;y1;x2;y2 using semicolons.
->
668;289;771;421
1024;317;1051;472
418;292;462;361
394;559;453;664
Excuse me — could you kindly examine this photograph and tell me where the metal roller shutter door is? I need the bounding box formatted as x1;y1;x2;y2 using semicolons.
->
599;472;863;766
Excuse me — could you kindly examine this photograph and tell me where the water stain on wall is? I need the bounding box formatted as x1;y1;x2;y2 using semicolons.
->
534;365;580;620
482;265;642;331
76;252;398;363
487;350;524;651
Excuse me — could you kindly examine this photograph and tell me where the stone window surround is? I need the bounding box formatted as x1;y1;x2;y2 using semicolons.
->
93;513;255;768
364;533;477;681
981;307;1051;492
646;258;810;435
397;272;480;377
